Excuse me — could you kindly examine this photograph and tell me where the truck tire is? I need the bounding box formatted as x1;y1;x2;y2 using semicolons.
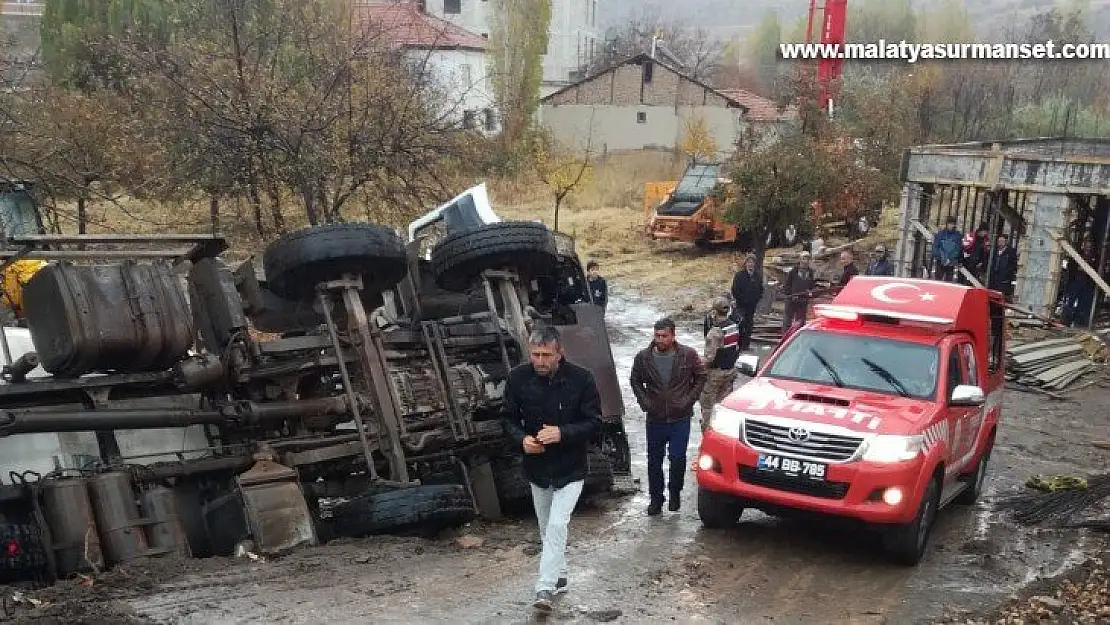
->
331;484;476;537
492;455;532;510
430;222;558;292
0;520;51;585
697;488;744;528
882;475;939;566
955;438;993;506
583;449;614;495
262;223;409;301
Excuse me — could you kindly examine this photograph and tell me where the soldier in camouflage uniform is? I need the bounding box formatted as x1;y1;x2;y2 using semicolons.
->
699;296;741;431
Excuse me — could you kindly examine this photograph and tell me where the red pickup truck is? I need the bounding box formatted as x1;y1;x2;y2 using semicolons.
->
695;276;1007;565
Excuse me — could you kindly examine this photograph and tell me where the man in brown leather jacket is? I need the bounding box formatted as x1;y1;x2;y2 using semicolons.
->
630;318;708;515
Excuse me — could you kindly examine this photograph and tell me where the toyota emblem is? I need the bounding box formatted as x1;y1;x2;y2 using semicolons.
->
787;427;811;442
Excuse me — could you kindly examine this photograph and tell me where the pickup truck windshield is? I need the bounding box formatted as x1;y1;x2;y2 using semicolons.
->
765;330;939;400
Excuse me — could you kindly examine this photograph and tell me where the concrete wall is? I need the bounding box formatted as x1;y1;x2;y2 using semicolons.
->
539;104;743;157
408;48;498;133
544;0;600;87
422;0;490;38
1015;193;1071;317
423;0;598;91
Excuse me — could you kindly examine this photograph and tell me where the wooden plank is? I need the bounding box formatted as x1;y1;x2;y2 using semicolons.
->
1011;344;1084;365
1047;228;1110;298
1008;337;1080;355
1034;359;1091;385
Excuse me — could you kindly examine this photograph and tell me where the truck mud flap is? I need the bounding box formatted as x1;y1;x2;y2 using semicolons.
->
556;303;626;421
236;456;319;555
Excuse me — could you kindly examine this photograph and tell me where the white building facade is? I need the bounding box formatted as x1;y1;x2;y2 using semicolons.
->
421;0;599;97
358;2;498;134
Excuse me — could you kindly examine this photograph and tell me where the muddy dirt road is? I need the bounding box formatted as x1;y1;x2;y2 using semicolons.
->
9;294;1109;625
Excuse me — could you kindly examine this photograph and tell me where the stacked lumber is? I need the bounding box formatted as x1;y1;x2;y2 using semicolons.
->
1007;334;1107;391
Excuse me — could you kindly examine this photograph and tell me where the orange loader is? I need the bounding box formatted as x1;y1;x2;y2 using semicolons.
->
643;162;800;250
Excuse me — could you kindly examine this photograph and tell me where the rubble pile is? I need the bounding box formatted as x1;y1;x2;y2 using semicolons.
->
1006;333;1108;393
939;556;1110;624
997;473;1110;528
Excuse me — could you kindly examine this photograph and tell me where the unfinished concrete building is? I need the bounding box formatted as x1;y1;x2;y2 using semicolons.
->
894;138;1110;324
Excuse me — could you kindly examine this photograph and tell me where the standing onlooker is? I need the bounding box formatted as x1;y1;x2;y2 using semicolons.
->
1061;240;1099;327
932;216;962;282
703;292;735;338
838;250;859;289
586;260;608;313
987;233;1019;302
781;251;816;332
866;244;895;276
730;253;763;351
700;297;741;431
629;318;707;516
502;326;602;612
962;222;990;283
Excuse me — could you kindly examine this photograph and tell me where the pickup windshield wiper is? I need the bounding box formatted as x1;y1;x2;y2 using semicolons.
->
861;358;911;398
808;348;844;387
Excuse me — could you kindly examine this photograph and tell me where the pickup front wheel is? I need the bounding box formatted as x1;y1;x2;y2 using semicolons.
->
697;488;745;528
882;475;939;566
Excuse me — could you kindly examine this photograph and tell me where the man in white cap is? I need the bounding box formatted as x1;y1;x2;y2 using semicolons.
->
866;244;895;276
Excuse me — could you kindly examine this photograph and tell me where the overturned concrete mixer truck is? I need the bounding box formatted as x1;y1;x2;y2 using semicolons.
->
0;184;630;586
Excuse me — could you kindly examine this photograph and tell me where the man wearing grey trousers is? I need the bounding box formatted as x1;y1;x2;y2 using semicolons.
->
502;325;602;613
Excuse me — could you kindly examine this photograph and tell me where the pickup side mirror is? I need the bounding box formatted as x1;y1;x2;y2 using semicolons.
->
950;384;985;406
736;354;759;377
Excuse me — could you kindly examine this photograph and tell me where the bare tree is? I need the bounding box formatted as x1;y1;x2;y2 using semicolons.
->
95;0;470;234
587;7;725;82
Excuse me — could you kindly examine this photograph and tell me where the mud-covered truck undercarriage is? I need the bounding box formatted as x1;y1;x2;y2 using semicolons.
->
0;193;629;586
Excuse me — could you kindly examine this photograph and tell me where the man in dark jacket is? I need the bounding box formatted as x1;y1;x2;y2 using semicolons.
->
586;260;608;312
630;318;708;515
932;215;963;282
866;244;895;276
962;222;990;283
730;253;763;351
987;233;1019;301
502;325;602;612
782;251;817;331
837;249;860;290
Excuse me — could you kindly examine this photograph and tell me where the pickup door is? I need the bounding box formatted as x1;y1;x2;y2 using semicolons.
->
945;340;984;474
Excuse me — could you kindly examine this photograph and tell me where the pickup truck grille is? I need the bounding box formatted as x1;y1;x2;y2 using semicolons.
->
743;418;864;462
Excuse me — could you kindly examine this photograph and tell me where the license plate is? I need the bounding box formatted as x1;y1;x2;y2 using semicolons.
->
756;454;827;481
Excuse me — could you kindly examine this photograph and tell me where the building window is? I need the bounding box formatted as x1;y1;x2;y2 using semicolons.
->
643;60;653;83
463;110;476;129
484;109;497;132
444;0;461;14
636;112;647;124
460;63;472;87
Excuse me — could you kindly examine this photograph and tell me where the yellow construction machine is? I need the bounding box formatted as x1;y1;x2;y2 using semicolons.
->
0;182;48;320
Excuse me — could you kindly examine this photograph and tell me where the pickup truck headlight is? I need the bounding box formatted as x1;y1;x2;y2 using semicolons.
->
862;434;924;463
708;405;746;438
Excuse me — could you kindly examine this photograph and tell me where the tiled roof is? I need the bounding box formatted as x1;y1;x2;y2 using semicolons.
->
717;89;797;122
355;2;488;52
